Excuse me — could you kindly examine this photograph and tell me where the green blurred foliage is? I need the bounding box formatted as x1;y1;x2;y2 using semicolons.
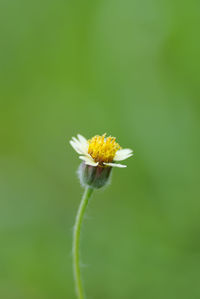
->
0;0;200;298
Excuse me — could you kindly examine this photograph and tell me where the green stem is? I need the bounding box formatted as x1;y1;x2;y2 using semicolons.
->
73;186;93;299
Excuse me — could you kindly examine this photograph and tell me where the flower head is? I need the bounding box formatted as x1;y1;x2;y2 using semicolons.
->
70;133;133;168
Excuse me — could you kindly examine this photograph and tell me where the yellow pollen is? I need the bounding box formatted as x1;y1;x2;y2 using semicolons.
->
88;134;121;164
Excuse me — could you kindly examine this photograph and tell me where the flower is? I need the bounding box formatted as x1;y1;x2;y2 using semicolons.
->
70;133;133;168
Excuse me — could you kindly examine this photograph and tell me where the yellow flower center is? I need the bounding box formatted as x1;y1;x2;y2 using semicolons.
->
88;134;121;164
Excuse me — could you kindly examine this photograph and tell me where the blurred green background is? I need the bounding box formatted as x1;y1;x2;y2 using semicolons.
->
1;0;200;298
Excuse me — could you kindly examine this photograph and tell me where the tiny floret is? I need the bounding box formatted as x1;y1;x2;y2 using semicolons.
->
70;133;133;168
70;133;133;189
88;134;121;164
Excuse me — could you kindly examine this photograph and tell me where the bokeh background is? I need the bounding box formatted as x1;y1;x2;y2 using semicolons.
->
1;0;200;298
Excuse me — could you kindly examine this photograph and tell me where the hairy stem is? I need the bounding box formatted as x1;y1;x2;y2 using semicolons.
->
73;186;93;299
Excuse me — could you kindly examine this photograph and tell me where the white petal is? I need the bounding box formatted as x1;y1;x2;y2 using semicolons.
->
103;162;127;168
70;140;83;154
79;155;93;163
77;134;89;153
72;137;80;144
77;134;88;146
114;153;133;161
85;161;99;166
71;136;82;147
79;156;99;166
114;148;133;161
69;137;88;155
